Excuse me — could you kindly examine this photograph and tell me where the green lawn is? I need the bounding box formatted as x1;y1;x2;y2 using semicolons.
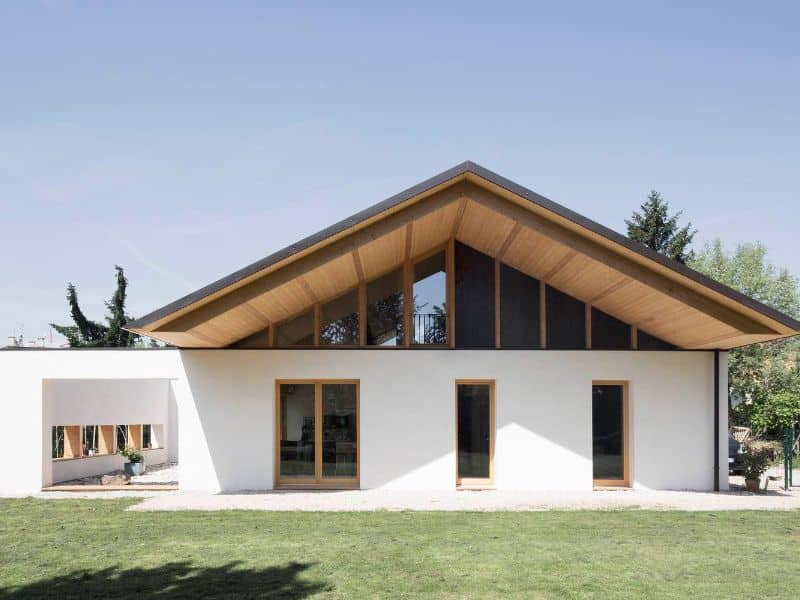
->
0;499;798;598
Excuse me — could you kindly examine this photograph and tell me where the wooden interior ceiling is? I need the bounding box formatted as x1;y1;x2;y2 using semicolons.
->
130;177;797;350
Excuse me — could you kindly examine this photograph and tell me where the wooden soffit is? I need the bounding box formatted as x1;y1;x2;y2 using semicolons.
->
127;162;800;349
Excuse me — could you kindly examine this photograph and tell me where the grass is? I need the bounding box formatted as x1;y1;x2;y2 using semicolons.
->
0;499;799;598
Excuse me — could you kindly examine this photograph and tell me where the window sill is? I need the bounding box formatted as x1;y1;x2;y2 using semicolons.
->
52;447;164;462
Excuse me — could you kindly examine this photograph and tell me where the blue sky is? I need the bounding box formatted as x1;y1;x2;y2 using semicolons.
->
1;1;798;343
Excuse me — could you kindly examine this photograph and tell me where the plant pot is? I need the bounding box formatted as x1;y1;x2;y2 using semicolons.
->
124;461;144;477
744;478;760;492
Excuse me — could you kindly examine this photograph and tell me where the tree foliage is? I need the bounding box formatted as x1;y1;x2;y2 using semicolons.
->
51;266;150;347
690;240;800;433
626;190;696;263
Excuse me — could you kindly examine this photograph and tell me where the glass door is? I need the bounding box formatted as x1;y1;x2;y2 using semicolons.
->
456;381;495;487
592;382;629;487
276;380;359;488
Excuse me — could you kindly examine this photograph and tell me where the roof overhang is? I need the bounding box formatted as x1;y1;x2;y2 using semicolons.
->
127;161;800;349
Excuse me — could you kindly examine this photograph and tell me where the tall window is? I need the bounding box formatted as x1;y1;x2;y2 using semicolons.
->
116;425;128;452
413;250;447;344
142;424;152;449
592;382;629;486
52;426;65;459
366;269;404;346
456;381;494;486
275;310;314;346
277;380;359;487
320;290;359;345
82;425;99;456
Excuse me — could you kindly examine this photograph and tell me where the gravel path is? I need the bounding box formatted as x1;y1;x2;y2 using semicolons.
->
121;486;800;512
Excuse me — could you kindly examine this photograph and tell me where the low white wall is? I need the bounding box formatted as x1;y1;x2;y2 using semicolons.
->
0;348;724;494
52;448;168;482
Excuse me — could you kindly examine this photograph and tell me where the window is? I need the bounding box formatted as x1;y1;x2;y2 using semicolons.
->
82;425;99;456
456;381;495;487
276;380;359;487
366;268;404;346
275;310;314;346
116;425;128;452
52;426;64;459
413;250;447;344
592;382;629;486
143;424;153;449
320;290;359;345
52;425;80;459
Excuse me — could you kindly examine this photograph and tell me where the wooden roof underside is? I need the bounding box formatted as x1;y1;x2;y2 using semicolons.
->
128;167;799;350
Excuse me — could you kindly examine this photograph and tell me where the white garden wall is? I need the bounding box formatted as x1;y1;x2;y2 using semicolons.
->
44;379;173;484
0;348;726;494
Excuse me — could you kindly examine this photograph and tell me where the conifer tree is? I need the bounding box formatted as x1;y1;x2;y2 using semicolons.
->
51;266;145;347
626;191;696;263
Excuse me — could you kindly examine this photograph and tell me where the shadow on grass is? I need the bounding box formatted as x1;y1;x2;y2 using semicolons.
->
0;561;330;599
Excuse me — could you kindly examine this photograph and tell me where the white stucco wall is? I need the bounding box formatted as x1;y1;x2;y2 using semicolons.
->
0;348;725;494
43;379;172;484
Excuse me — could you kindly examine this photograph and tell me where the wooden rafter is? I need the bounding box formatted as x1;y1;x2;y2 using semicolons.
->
496;223;522;261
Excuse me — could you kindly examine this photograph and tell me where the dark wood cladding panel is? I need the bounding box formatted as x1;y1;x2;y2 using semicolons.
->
546;285;585;349
591;307;631;350
455;241;495;348
638;329;676;350
500;263;540;348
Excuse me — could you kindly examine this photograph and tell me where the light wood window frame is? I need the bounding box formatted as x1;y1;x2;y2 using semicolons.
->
592;380;630;488
264;237;649;351
274;379;360;489
455;379;496;489
270;242;453;349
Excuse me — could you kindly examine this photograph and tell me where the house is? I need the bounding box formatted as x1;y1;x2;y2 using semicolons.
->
2;161;798;494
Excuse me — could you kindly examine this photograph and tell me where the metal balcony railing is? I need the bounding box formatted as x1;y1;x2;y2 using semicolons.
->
413;312;447;345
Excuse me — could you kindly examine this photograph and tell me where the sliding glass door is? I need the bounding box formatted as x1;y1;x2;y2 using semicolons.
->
592;382;629;487
456;381;495;487
276;380;359;488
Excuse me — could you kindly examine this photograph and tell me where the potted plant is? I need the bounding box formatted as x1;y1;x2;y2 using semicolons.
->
121;446;145;476
741;443;770;492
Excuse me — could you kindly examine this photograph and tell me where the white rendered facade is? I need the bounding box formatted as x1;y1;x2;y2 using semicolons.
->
0;348;727;494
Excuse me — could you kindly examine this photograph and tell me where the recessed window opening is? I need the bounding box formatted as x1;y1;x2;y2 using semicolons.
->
320;290;359;345
366;268;404;346
413;251;447;345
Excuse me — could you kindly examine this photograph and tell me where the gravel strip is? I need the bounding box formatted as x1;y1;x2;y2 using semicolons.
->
123;487;800;512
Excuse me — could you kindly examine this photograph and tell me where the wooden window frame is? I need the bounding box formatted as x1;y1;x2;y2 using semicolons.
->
270;242;452;349
455;379;496;489
274;379;360;489
592;380;631;488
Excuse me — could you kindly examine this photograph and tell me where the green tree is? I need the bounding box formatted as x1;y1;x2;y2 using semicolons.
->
51;265;149;347
626;190;696;263
690;240;800;433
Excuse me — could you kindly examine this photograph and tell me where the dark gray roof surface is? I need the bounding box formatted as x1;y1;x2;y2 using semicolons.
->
127;161;800;332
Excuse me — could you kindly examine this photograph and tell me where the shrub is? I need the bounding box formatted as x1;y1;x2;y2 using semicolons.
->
741;443;771;481
121;446;144;463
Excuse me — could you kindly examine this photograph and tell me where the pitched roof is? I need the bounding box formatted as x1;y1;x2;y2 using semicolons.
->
127;161;800;349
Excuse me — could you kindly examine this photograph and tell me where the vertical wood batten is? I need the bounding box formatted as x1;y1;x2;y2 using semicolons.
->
585;304;593;349
494;259;501;348
539;280;547;349
313;304;321;347
403;259;412;347
447;238;456;348
358;281;367;347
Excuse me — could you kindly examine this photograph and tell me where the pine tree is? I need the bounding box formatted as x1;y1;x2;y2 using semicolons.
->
625;191;696;264
51;266;145;347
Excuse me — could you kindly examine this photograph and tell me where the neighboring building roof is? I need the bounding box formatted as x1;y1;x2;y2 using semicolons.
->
127;161;800;349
